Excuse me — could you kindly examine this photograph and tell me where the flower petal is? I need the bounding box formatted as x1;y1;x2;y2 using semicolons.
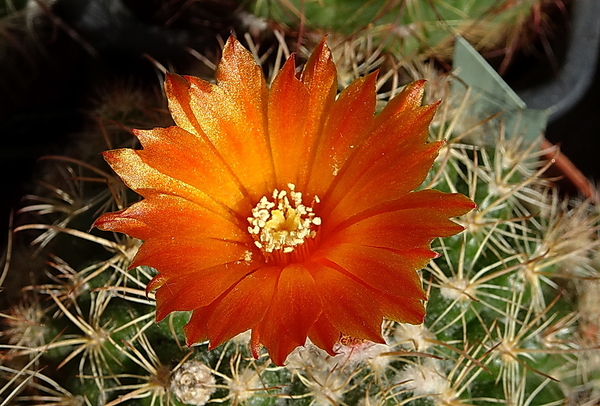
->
102;148;231;219
94;194;248;243
133;126;250;215
306;262;386;344
153;260;260;321
251;306;304;366
165;37;274;201
333;189;477;234
377;290;427;325
296;38;337;190
315;243;427;324
146;274;166;294
163;73;202;138
318;243;428;297
130;237;254;276
305;71;378;197
324;139;443;226
184;305;213;345
332;81;433;189
307;314;341;356
268;38;337;188
272;263;322;344
205;266;280;349
376;80;429;123
268;55;311;186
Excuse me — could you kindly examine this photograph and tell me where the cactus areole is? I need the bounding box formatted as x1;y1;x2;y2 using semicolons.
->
93;36;475;365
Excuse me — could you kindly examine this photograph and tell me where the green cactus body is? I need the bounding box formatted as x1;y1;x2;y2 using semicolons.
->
1;29;599;406
250;0;552;61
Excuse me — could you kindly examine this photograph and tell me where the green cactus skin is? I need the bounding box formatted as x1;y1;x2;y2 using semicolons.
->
249;0;563;66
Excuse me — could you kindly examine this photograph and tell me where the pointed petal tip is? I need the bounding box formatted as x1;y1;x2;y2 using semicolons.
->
250;329;262;359
155;307;170;323
164;72;190;99
129;254;146;271
220;34;261;71
277;52;300;80
223;35;257;62
91;212;111;231
183;311;212;346
380;79;437;119
92;208;137;235
164;72;178;81
101;148;135;167
349;69;379;91
365;69;380;82
317;39;334;65
451;193;478;212
430;99;442;109
314;35;332;55
146;274;166;294
418;98;442;118
404;79;427;96
270;353;289;367
222;35;244;61
100;149;116;160
302;36;336;84
183;325;202;347
392;301;427;326
403;80;442;111
164;72;180;88
223;34;241;51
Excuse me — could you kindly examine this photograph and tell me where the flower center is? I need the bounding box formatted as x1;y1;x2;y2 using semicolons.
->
247;184;321;261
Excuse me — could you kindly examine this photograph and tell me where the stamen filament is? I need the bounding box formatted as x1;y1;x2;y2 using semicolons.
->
247;183;320;263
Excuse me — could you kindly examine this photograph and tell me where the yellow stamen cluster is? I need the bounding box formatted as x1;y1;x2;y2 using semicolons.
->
248;184;321;254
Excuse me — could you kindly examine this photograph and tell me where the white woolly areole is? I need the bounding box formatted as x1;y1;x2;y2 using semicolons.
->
227;368;262;402
439;276;473;301
285;340;392;406
396;359;449;397
394;323;434;352
170;360;216;405
333;341;392;374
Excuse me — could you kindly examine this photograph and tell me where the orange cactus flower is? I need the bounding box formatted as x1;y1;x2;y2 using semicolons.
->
94;36;475;365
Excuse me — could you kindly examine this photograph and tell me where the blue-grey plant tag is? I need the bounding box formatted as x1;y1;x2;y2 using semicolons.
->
451;36;548;146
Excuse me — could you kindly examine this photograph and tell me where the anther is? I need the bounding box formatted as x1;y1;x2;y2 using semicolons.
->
247;184;321;257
